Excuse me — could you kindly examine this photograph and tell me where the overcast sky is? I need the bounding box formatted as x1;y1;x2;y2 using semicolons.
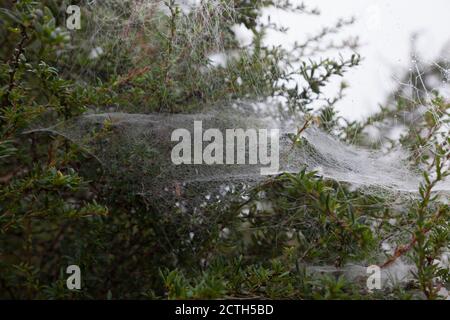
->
258;0;450;120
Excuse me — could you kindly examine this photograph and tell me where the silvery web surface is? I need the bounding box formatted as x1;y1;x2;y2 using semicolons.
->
29;104;450;205
28;105;448;286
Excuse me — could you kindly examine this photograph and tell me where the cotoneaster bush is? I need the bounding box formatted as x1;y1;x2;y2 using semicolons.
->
0;1;448;299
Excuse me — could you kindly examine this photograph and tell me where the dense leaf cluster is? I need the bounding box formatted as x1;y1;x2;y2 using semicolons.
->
0;0;448;299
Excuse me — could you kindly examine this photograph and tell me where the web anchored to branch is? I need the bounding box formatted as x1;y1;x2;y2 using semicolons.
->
29;104;449;207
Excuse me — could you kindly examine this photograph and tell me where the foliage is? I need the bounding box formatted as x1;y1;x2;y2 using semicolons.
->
0;0;448;300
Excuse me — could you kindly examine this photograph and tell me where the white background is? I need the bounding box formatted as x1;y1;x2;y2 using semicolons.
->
259;0;450;120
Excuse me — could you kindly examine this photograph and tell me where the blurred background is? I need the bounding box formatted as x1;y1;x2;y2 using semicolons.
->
255;0;450;120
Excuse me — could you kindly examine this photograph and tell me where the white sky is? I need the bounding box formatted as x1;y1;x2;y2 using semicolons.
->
259;0;450;120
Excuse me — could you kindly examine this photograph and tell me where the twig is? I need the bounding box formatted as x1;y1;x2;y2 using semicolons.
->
1;25;28;109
